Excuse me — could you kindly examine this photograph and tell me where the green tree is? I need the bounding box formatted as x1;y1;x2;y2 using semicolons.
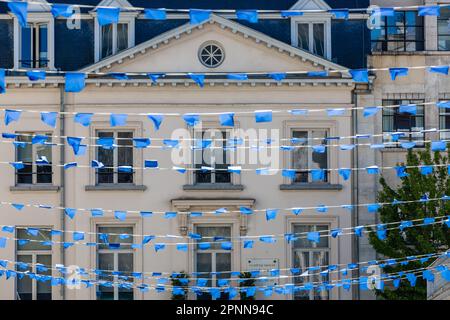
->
170;272;189;300
238;272;256;300
368;144;450;300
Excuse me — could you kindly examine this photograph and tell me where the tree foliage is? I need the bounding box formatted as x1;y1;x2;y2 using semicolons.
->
368;144;450;299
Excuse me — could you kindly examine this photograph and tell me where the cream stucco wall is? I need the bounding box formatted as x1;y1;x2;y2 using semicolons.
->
0;18;357;300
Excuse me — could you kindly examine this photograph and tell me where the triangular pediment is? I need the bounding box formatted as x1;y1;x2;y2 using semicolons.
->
290;0;331;11
81;14;347;77
96;0;133;9
25;0;51;12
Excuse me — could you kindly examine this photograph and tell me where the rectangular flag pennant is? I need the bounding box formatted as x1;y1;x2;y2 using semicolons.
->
255;110;272;123
280;10;303;18
236;10;258;23
349;69;369;83
147;114;164;130
189;9;211;25
51;4;74;18
65;73;86;92
144;160;158;168
144;9;167;20
97;7;120;26
429;66;449;75
8;2;28;27
389;68;409;80
41;112;58;128
110;114;127;127
418;6;440;16
188;73;205;87
219;113;234;127
26;70;46;81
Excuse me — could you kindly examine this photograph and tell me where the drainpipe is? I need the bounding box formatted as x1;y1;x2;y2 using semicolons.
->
351;88;360;300
59;85;66;300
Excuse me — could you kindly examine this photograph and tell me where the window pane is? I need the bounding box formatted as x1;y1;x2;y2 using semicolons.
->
117;132;133;184
16;135;32;184
292;224;330;301
36;255;52;300
97;226;133;249
97;253;114;300
117;23;128;52
438;36;450;51
293;225;313;249
293;250;310;300
195;130;230;184
36;135;52;184
20;25;32;68
374;11;424;52
438;7;450;50
196;253;212;300
101;25;113;59
382;100;424;145
297;23;309;51
38;24;48;68
118;253;133;300
216;253;231;300
292;130;308;183
311;251;329;300
17;255;32;300
312;24;324;56
311;130;328;182
17;229;52;251
196;226;231;250
97;132;114;184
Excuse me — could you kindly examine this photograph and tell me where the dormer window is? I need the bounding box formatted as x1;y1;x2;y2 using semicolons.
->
13;13;54;70
296;22;325;57
93;0;136;62
100;22;129;59
20;22;49;68
288;0;332;59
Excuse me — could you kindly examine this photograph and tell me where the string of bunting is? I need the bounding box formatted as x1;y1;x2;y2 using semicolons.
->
0;195;449;248
1;99;449;142
2;0;448;26
0;216;448;261
0;249;447;285
1;126;450;154
1;63;450;94
0;262;448;298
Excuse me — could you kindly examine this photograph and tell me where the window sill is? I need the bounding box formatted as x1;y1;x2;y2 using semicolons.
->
279;183;342;191
10;185;60;192
85;184;147;191
183;184;244;191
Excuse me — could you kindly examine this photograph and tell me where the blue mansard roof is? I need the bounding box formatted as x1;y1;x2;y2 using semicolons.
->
0;0;370;71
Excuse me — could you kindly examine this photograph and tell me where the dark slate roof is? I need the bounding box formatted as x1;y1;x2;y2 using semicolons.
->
0;1;370;14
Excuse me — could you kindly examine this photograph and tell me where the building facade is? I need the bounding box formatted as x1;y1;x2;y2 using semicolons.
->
0;0;448;300
355;0;450;299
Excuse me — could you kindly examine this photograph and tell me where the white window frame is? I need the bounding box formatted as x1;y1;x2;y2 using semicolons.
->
15;132;53;185
90;122;143;186
95;129;134;185
290;14;332;59
290;127;330;184
94;13;135;62
283;120;339;185
291;223;330;300
13;13;55;70
15;227;52;301
96;224;135;301
194;224;233;299
188;121;241;186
